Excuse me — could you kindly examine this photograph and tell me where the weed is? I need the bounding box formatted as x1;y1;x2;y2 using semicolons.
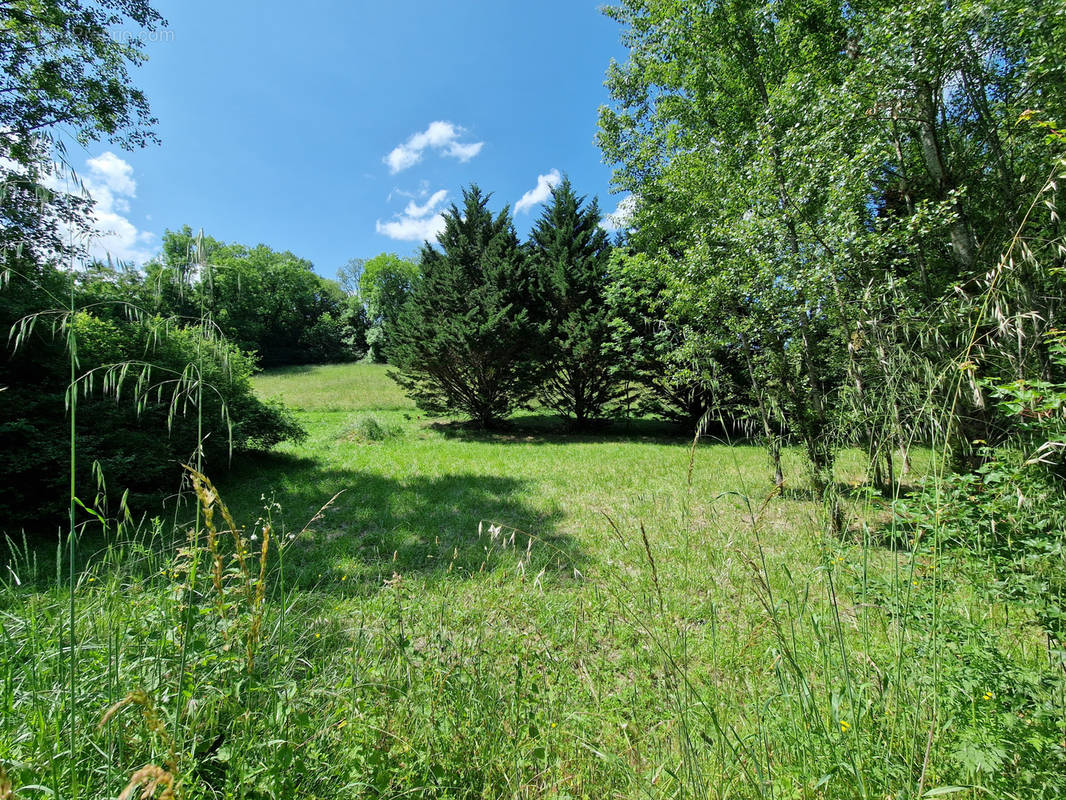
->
337;413;404;443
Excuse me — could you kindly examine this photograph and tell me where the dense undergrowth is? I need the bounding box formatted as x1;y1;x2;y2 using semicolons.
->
0;261;306;529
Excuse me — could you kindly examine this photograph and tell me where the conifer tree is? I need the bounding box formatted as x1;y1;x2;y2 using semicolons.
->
528;178;619;428
389;185;547;428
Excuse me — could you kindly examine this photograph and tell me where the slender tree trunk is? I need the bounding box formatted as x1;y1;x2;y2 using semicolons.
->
884;444;896;492
916;81;978;271
890;114;934;299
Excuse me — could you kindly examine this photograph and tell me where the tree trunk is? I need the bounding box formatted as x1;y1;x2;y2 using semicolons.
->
916;81;978;271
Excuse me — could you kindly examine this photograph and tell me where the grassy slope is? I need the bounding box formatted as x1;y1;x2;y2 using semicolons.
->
2;363;1055;799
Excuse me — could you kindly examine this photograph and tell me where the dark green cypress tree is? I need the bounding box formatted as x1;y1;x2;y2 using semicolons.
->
389;185;547;428
528;178;620;428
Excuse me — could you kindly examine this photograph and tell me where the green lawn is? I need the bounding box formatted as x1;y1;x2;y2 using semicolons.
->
3;363;1056;799
226;363;872;591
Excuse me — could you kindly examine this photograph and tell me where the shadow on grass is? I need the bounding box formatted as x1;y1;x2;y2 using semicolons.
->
220;451;579;594
258;364;318;376
428;413;747;447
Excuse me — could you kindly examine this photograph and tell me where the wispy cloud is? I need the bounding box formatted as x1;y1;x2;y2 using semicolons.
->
514;169;561;214
600;194;636;232
384;121;484;174
388;180;433;203
376;188;448;242
443;140;483;162
404;189;448;219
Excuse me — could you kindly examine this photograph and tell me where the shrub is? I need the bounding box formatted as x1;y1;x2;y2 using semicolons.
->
337;414;403;443
890;336;1066;794
0;294;306;532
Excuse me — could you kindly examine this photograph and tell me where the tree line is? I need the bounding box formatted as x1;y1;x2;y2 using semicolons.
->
371;179;719;432
0;219;432;528
589;0;1066;535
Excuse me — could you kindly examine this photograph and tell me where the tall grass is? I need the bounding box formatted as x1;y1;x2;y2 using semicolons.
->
2;399;1060;799
1;230;246;799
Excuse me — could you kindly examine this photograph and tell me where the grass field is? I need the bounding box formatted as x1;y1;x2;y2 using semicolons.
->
226;363;876;590
2;363;1060;799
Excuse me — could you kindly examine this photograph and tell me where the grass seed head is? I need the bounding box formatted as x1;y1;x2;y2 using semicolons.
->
118;764;176;800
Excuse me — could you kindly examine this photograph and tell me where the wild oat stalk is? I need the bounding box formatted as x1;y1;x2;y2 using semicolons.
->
186;466;271;674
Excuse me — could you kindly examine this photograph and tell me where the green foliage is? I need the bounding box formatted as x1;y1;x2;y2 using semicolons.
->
299;311;353;364
0;0;165;267
0;263;306;531
358;253;418;363
901;335;1066;641
597;0;1066;525
888;336;1066;795
605;248;720;427
337;413;403;443
599;0;863;494
389;186;549;428
339;294;370;356
137;226;364;366
528;178;622;428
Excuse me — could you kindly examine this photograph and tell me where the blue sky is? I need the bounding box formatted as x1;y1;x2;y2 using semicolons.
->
77;1;630;280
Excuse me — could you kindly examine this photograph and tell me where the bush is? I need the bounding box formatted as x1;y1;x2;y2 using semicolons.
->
337;414;403;443
890;340;1066;794
0;289;306;532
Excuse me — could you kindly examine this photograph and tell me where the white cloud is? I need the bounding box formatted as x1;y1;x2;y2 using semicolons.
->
384;145;422;174
388;180;432;203
86;151;137;196
600;194;636;232
376;214;446;242
384;121;484;174
80;152;155;264
414;121;463;149
514;169;562;214
404;189;448;219
377;188;449;242
0;148;155;264
444;140;483;162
